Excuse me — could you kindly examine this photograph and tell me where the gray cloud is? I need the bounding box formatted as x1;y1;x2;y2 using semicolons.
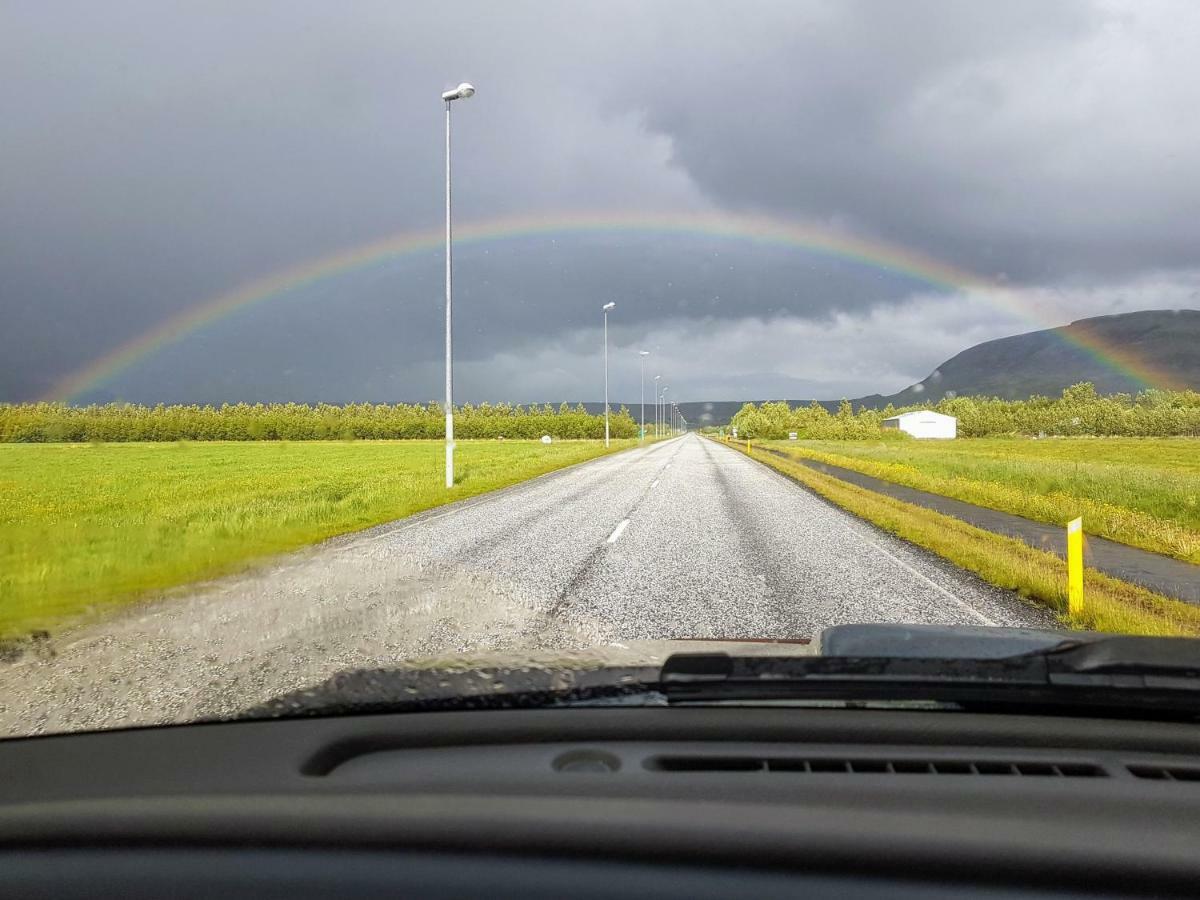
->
615;1;1200;281
2;1;1198;403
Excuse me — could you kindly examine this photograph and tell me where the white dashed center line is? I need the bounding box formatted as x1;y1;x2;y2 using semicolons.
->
606;519;630;544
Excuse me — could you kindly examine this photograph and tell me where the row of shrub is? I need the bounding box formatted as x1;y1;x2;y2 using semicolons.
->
0;402;644;442
728;384;1200;440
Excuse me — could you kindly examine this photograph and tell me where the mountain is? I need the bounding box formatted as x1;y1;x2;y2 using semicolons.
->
668;309;1200;425
859;309;1200;408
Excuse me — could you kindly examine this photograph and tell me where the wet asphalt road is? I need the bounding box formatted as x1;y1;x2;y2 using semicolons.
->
0;434;1054;736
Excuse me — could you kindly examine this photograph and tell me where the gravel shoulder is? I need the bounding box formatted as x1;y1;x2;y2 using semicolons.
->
0;434;1055;737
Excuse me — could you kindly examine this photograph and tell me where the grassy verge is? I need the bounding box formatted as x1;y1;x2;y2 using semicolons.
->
0;439;633;637
766;438;1200;564
728;440;1200;636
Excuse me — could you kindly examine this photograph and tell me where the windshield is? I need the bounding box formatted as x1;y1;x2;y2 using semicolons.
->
2;0;1199;737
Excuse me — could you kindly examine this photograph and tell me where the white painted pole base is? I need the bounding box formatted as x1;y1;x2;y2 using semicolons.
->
445;413;455;488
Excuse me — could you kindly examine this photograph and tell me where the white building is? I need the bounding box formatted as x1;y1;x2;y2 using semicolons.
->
881;410;957;439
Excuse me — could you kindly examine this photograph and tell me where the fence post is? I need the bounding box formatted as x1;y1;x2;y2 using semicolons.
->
1067;516;1084;616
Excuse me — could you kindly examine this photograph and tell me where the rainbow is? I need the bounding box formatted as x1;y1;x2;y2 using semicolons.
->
43;210;1184;401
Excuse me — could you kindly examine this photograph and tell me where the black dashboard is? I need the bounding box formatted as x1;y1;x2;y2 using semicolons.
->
3;706;1200;897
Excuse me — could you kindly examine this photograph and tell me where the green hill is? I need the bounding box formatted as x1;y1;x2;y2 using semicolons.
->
672;310;1200;425
857;309;1199;408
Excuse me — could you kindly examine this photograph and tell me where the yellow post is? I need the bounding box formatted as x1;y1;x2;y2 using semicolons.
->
1066;516;1084;616
746;440;751;452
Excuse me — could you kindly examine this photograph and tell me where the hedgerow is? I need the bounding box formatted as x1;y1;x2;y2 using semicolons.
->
0;401;640;442
728;384;1200;440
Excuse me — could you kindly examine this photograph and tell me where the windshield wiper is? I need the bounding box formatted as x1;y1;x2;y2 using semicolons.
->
243;663;665;720
661;636;1200;717
244;631;1200;723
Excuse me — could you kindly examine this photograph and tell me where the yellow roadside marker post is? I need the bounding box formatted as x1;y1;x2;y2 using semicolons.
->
1067;516;1084;616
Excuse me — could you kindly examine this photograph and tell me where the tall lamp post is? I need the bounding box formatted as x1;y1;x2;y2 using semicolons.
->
442;81;475;489
662;386;669;436
638;351;649;442
653;375;661;437
602;302;615;447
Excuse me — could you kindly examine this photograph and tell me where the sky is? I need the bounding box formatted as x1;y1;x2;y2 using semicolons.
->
3;0;1199;405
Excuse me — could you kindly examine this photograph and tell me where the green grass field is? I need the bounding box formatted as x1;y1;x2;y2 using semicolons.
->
765;437;1200;564
0;439;632;637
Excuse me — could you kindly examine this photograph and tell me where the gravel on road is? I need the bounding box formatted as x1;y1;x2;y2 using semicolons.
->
0;434;1056;736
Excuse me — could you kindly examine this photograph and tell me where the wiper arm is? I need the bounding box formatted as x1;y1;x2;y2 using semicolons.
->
662;653;1047;693
245;634;1200;722
661;639;1200;717
1040;636;1200;690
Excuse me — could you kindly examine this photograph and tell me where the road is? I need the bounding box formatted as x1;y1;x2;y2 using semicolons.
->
0;434;1054;736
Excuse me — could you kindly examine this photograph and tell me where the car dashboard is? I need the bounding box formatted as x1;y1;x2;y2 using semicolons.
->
2;706;1199;898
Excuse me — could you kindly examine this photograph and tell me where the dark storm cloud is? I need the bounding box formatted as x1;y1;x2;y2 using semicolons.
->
2;1;1198;403
612;0;1200;282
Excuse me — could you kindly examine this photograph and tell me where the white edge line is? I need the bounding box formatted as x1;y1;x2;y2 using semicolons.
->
606;519;631;544
728;440;997;627
853;534;997;627
651;479;660;488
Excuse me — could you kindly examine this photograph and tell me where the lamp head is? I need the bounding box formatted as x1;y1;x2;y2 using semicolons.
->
442;82;476;101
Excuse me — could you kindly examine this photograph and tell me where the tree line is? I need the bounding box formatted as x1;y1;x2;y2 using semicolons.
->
727;383;1200;439
0;402;641;442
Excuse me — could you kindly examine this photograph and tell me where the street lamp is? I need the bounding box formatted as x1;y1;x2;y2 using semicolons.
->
638;351;649;442
653;375;661;437
442;81;475;489
662;386;669;436
602;302;616;447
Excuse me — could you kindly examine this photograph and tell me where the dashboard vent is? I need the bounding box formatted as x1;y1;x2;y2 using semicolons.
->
1128;765;1200;781
651;756;1107;777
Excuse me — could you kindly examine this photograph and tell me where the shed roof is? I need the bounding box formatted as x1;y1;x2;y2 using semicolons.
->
882;409;956;422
